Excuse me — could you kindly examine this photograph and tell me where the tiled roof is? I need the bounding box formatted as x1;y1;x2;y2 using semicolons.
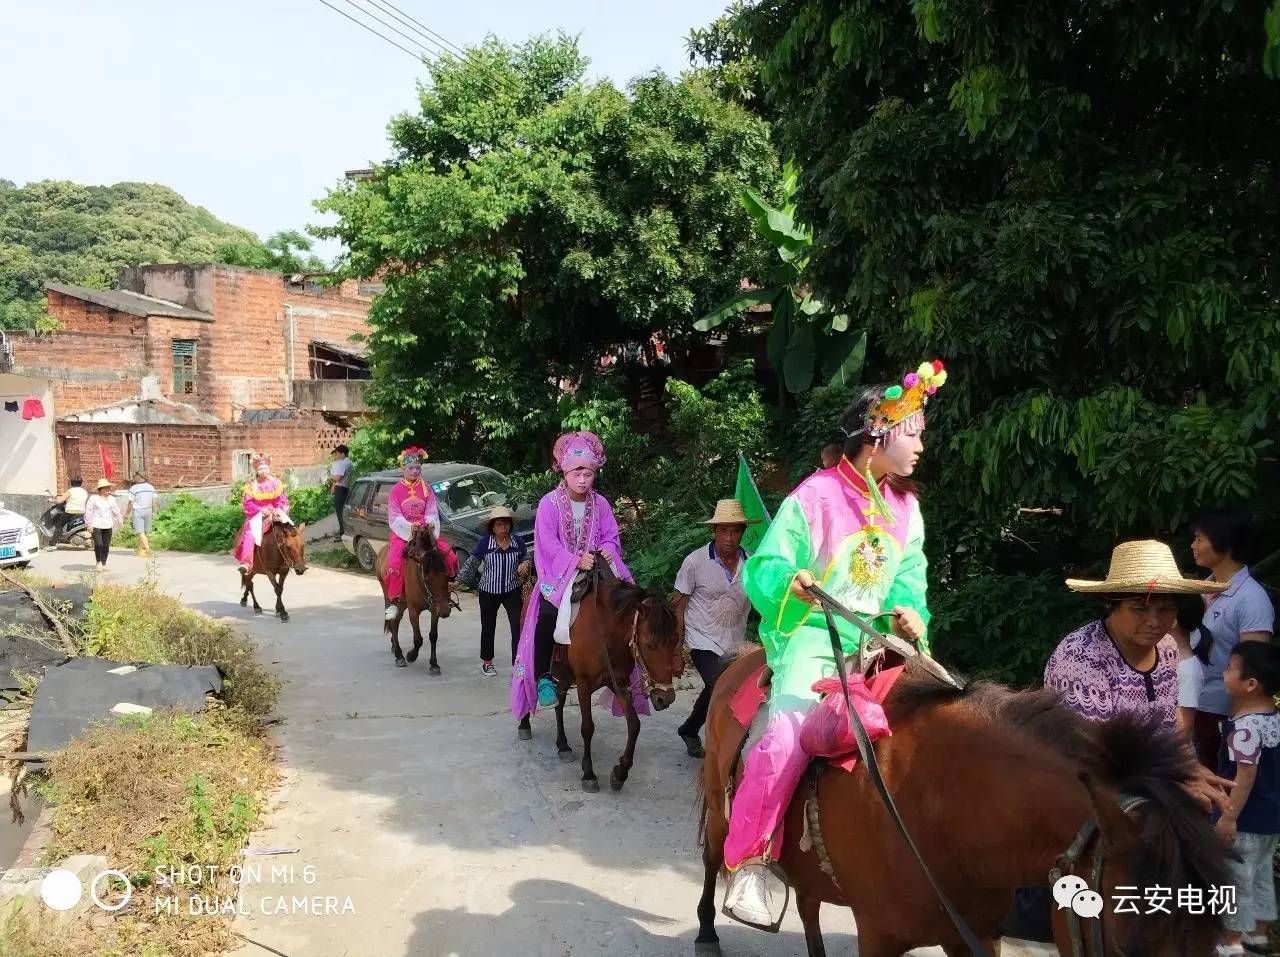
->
45;283;213;321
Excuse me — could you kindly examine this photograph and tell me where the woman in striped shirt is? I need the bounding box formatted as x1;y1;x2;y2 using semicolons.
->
461;507;529;677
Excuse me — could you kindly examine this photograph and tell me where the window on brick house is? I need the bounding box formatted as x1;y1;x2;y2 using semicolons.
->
172;340;198;395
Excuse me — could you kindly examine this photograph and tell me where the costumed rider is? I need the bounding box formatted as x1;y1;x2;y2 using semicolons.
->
511;431;640;723
722;360;947;929
384;446;459;620
235;453;291;574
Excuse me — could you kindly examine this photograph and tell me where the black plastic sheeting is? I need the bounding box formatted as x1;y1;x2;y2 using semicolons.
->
0;584;92;691
26;656;223;754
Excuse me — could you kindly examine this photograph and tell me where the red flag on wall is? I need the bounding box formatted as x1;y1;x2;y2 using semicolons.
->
99;444;116;481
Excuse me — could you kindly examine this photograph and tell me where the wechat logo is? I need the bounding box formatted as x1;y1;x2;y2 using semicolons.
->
1054;875;1104;919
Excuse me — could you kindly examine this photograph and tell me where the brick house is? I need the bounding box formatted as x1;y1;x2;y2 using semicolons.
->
0;263;374;495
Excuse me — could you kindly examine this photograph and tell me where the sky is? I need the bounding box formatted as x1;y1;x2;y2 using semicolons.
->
2;0;731;261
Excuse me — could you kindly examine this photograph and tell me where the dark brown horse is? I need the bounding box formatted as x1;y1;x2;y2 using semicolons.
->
239;521;308;622
375;525;453;671
697;648;1230;957
518;558;684;793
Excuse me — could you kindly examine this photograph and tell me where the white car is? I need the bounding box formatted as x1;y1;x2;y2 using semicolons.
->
0;501;40;569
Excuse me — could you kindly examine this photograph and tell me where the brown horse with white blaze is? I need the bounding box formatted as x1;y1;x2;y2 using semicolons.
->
519;556;685;793
375;525;453;672
239;521;308;621
697;648;1231;957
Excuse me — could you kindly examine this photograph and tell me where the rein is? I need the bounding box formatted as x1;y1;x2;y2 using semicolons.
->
807;584;989;957
267;522;299;572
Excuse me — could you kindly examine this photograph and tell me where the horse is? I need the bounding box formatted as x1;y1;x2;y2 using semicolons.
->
696;648;1231;957
375;524;453;672
239;520;308;622
517;555;685;794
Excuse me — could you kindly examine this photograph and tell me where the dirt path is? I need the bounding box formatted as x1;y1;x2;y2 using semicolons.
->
37;548;1051;957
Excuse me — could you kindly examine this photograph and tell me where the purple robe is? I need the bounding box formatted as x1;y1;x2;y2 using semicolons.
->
510;485;650;720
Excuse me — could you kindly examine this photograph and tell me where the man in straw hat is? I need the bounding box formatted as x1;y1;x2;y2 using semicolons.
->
671;498;758;758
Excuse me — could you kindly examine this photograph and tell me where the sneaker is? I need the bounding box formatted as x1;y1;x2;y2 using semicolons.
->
723;864;778;929
384;604;400;621
481;662;498;677
537;676;559;707
1218;945;1247;957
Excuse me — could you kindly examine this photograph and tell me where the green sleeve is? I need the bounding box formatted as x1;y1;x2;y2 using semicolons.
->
882;501;932;653
743;495;813;639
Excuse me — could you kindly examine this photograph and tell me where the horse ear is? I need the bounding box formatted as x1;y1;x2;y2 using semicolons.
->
1079;771;1140;848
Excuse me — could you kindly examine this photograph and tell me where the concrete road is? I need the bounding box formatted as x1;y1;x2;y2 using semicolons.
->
36;548;1051;957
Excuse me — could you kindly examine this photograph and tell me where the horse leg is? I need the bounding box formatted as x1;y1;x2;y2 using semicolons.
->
555;686;574;761
405;604;422;663
694;837;723;955
797;892;826;957
239;569;249;607
246;572;263;615
610;687;641;792
273;568;290;622
386;604;407;667
577;682;598;792
517;713;532;741
427;610;441;676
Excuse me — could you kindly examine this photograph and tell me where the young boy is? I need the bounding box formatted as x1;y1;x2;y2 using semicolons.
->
1216;641;1280;957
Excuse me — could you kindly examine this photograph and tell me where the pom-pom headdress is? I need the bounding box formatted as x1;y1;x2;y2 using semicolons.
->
553;431;606;473
400;446;427;467
250;452;272;470
860;360;948;440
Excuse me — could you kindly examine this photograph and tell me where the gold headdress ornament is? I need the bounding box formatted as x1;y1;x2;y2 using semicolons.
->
863;359;948;439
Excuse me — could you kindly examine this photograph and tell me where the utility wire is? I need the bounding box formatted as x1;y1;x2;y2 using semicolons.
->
363;0;518;97
313;0;424;61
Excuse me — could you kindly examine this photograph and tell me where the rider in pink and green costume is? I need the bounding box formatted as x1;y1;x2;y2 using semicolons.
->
722;360;947;929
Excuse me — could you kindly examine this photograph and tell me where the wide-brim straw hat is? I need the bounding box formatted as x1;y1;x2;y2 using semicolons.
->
484;506;516;533
702;498;760;526
1066;540;1227;595
95;478;114;490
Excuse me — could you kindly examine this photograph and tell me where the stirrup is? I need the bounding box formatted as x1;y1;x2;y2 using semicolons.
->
721;862;789;933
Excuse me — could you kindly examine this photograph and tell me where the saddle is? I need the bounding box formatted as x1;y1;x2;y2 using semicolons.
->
569;551;614;603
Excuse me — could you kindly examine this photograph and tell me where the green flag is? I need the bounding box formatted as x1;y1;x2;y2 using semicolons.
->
734;453;771;554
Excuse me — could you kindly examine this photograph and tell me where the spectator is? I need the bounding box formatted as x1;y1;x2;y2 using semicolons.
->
329;445;354;538
1173;594;1211;741
459;507;528;677
84;478;122;572
671;498;756;757
125;472;157;558
819;443;843;470
1215;641;1280;957
1191;509;1276;766
53;476;88;536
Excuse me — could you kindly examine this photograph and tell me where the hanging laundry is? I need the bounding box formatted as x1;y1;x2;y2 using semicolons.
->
3;401;17;413
21;397;45;420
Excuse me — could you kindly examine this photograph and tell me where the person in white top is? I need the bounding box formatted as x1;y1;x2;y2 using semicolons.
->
126;472;157;557
84;478;123;571
672;498;758;757
53;476;89;537
1173;594;1210;740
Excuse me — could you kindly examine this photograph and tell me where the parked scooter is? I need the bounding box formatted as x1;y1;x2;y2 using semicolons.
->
38;501;91;549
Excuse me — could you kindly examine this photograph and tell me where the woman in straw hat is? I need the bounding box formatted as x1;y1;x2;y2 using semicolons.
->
459;506;529;677
83;477;123;571
671;498;758;758
721;360;947;929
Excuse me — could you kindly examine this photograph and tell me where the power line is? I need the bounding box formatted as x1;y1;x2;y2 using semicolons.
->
313;0;423;62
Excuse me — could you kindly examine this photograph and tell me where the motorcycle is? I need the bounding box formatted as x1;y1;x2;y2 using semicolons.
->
38;501;91;550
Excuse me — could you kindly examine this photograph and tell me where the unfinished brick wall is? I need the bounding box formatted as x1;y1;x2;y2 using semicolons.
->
283;284;372;381
207;266;288;418
56;422;225;490
45;290;150;336
221;415;352;474
10;331;147;418
144;316;215;406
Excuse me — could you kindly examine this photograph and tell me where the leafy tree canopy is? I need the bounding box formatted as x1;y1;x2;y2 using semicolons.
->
315;33;778;467
216;229;326;274
729;0;1280;678
0;180;311;329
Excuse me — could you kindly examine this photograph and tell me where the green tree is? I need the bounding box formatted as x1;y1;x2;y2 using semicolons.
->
215;230;326;273
315;34;778;469
732;0;1280;681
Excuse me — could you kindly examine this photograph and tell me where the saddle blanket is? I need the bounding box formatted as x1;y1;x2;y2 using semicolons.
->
730;662;904;772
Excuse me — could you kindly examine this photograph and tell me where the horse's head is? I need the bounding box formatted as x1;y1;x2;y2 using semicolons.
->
610;581;683;711
407;524;452;618
275;521;308;575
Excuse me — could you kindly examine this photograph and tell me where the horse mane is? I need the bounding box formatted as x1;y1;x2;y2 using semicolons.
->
609;580;680;647
893;664;1230;949
408;525;447;573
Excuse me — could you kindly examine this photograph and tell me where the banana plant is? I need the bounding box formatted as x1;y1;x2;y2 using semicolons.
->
695;162;865;394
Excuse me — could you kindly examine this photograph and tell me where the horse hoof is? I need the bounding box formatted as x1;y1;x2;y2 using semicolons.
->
395;658;407;668
610;769;625;792
558;749;575;762
405;648;419;663
517;727;532;741
254;608;263;616
239;597;247;607
279;614;289;623
694;941;721;956
582;778;600;793
429;665;442;676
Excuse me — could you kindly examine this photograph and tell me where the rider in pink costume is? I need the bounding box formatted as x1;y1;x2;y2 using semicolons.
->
384;446;459;620
234;453;290;573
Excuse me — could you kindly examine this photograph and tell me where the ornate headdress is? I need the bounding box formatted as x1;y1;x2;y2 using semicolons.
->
400;446;427;467
860;360;948;440
250;452;272;470
553;431;606;473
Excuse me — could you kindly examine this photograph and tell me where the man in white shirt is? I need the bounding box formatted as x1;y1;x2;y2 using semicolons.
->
126;472;157;557
673;498;758;757
329;445;354;537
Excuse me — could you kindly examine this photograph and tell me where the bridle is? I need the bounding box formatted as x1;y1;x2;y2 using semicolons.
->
268;522;301;572
586;557;675;703
1050;795;1147;957
625;608;675;700
411;532;450;617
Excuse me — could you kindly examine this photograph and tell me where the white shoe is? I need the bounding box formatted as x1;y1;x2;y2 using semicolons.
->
96;563;105;572
384;604;399;621
723;864;777;928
